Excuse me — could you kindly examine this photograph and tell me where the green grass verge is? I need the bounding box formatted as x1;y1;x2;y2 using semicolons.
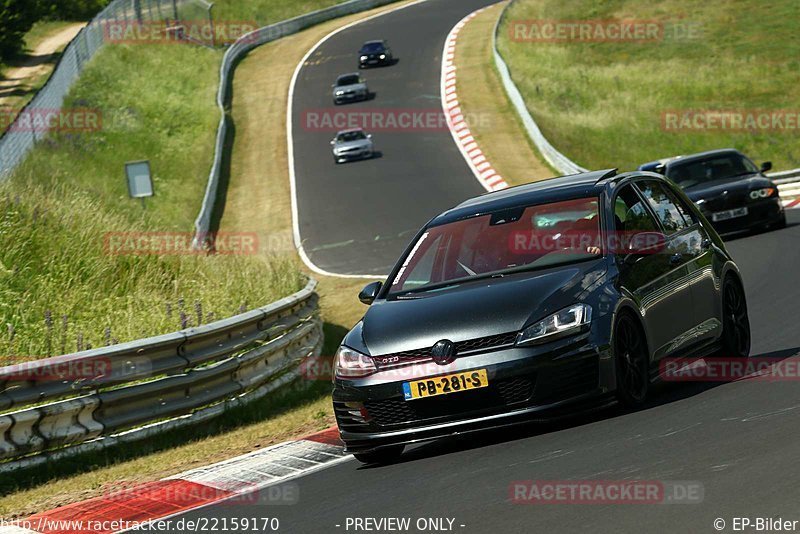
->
211;0;344;25
0;1;347;362
497;0;799;172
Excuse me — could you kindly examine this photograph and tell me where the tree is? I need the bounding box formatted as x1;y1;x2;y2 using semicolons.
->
0;0;41;61
38;0;112;20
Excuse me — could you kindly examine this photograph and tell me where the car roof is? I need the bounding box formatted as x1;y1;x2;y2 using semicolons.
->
363;40;385;45
642;148;743;171
431;169;618;225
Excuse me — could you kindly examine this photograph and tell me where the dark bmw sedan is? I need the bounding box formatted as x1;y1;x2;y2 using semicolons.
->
639;148;785;235
333;170;750;464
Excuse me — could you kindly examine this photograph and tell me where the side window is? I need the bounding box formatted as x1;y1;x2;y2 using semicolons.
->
636;180;690;234
614;185;659;234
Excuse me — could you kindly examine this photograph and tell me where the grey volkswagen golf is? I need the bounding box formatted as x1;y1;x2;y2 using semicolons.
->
333;170;750;464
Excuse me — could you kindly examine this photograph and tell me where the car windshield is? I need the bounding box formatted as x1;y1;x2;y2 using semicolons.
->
388;197;601;296
361;42;385;53
336;75;360;86
666;153;759;188
338;131;366;142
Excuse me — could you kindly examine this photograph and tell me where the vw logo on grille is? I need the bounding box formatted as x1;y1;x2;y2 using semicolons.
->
431;339;456;365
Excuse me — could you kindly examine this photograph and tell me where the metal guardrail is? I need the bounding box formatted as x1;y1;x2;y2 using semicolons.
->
769;169;800;185
491;2;586;176
0;0;204;179
0;279;322;471
492;1;800;186
191;0;402;247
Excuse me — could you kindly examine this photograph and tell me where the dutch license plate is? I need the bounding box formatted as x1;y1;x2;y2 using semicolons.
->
712;207;748;222
402;369;489;400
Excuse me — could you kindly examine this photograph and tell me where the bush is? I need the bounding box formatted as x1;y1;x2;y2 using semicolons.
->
38;0;112;21
0;0;40;60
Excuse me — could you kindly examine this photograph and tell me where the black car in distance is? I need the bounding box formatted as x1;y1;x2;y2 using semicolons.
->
333;169;751;464
358;39;393;68
639;148;786;234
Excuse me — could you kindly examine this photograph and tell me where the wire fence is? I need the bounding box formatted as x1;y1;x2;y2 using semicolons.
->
0;0;209;179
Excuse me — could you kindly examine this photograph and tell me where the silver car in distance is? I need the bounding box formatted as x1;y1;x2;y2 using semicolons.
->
331;128;374;164
332;73;369;105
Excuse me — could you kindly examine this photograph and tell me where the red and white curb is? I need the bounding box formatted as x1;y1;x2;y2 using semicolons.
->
1;427;347;534
441;7;509;193
781;197;800;209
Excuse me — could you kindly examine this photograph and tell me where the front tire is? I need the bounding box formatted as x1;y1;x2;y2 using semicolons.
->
614;313;649;408
353;445;404;465
716;276;750;358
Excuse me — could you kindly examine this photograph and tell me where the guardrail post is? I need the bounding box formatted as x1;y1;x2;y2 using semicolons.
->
133;0;143;23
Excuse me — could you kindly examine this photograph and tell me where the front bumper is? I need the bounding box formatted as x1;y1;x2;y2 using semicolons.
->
333;334;613;453
334;92;367;104
334;148;373;162
705;197;785;235
359;57;390;67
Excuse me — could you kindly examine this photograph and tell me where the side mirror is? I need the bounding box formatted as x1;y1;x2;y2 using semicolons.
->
624;231;667;260
367;134;373;139
330;139;336;146
359;281;382;305
760;161;772;173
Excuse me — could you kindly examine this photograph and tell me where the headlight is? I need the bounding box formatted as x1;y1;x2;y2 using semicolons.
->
516;304;592;346
360;55;368;61
379;54;386;59
335;90;344;96
749;188;776;200
334;346;377;378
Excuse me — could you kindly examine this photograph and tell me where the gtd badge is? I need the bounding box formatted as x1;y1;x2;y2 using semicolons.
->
431;339;456;365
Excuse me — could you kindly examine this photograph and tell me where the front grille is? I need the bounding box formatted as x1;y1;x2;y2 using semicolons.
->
533;356;599;405
364;374;535;427
705;192;749;212
372;331;518;369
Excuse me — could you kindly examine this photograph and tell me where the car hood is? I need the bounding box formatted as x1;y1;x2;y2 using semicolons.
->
334;83;367;93
335;139;372;151
351;260;606;356
680;174;774;201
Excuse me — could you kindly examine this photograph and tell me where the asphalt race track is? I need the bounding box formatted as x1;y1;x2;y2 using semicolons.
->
291;0;493;276
153;0;800;531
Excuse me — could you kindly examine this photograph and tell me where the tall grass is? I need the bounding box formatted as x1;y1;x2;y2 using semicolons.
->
0;9;330;362
211;0;344;26
498;0;800;172
0;180;305;363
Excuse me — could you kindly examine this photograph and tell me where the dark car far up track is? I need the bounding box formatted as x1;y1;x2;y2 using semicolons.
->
333;169;751;464
639;148;786;235
358;39;393;68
